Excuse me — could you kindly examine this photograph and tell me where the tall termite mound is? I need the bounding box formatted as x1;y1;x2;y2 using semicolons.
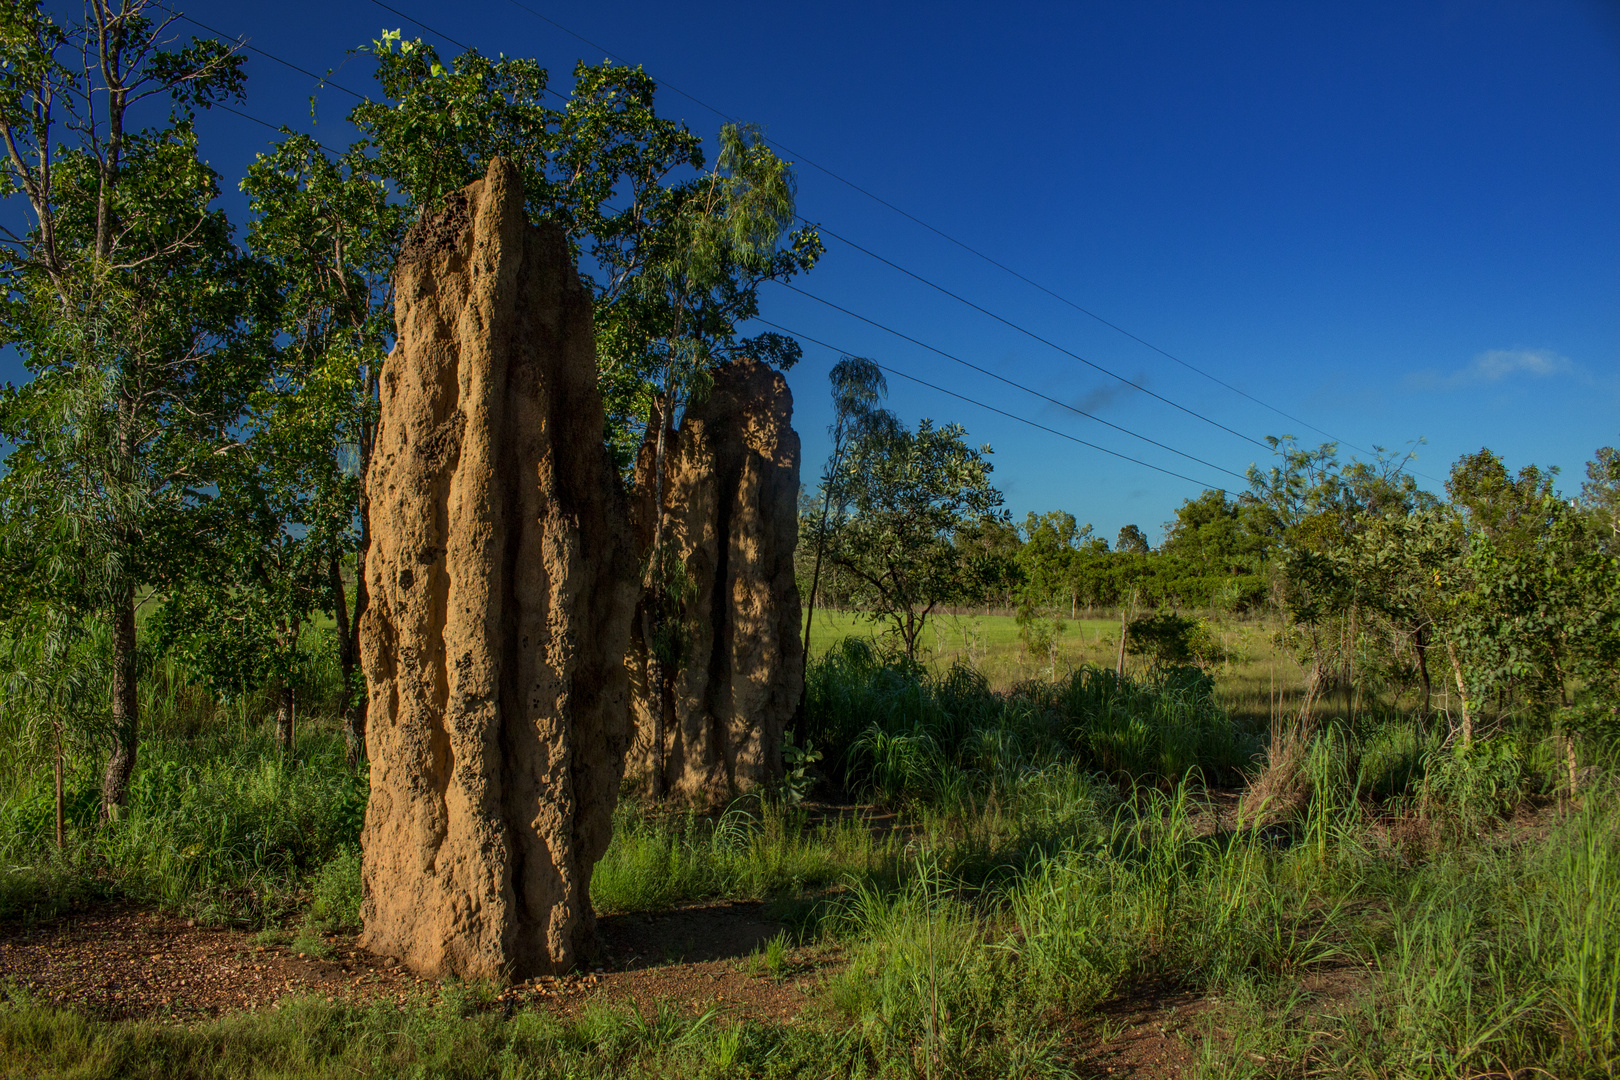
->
358;158;637;979
628;358;804;803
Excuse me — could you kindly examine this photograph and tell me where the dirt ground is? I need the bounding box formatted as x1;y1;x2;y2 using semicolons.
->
0;900;817;1026
0;896;1386;1078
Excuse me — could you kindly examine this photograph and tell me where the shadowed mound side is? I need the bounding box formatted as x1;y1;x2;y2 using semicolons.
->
627;358;804;804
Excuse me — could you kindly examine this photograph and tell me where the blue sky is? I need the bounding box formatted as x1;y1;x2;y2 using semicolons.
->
17;0;1620;543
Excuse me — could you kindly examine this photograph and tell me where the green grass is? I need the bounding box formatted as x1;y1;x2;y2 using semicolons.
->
0;724;365;924
3;625;1618;1078
804;607;1120;683
590;800;896;914
0;993;884;1080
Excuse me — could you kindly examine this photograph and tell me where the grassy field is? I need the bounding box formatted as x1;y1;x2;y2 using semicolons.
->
2;630;1615;1078
806;607;1324;726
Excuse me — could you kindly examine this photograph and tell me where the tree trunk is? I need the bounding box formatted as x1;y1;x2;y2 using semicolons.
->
794;481;838;746
54;717;65;847
1296;657;1325;729
1115;604;1129;687
1347;604;1359;730
330;552;365;765
274;680;295;753
1413;624;1432;729
1564;734;1580;798
1295;628;1325;730
348;364;377;764
1445;639;1473;746
99;585;139;821
647;395;671;799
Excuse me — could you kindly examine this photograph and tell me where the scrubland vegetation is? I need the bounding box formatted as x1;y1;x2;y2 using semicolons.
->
4;628;1619;1078
2;2;1618;1078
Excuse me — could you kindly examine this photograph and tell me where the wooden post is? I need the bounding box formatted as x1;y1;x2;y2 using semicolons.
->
1115;587;1135;686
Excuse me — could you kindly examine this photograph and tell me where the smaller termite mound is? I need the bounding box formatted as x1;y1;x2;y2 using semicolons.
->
358;157;637;980
627;358;804;804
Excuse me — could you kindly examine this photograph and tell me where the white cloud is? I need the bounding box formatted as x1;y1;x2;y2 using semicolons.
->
1465;348;1573;381
1410;348;1574;390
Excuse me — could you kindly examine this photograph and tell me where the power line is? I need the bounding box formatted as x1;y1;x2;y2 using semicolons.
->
179;53;1248;492
222;1;1272;461
493;0;1376;456
363;0;471;52
812;224;1273;452
208;99;342;157
491;0;1308;458
180;7;1431;489
167;79;1241;495
775;280;1250;484
158;6;368;101
753;317;1226;492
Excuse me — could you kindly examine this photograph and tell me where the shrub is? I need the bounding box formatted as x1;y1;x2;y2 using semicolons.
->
309;847;362;932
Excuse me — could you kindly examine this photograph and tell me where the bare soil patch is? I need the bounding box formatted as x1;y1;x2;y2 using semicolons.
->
0;903;414;1021
0;900;819;1025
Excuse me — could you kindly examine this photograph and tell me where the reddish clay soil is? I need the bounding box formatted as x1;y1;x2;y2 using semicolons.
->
0;898;1385;1079
1069;979;1209;1078
0;900;819;1026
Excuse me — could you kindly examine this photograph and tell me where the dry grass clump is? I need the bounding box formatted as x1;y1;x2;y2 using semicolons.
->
1237;717;1316;827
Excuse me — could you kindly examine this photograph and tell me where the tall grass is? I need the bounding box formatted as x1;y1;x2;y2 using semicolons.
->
805;638;1262;807
590;800;895;913
4;621;1617;1078
0;724;364;923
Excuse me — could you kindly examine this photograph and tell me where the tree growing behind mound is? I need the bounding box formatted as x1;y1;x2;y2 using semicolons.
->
825;417;1006;660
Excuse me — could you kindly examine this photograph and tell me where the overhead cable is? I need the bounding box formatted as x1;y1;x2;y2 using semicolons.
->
775;280;1250;483
173;82;1247;493
753;317;1226;491
494;0;1378;458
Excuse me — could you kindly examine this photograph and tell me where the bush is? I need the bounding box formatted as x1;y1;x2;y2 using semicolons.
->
1124;611;1226;670
309;847;362;932
1422;733;1529;824
805;637;1258;804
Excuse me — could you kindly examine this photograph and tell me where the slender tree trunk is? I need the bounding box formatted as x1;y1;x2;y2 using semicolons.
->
1347;604;1359;730
99;585;139;821
274;680;295;753
1115;601;1129;687
1445;638;1473;746
349;407;376;764
54;717;65;847
794;467;841;746
1564;734;1580;798
647;395;671;799
1295;628;1325;730
1414;624;1433;729
330;552;364;765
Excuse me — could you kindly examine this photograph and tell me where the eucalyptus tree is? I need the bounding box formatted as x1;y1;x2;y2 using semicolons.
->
1582;444;1619;547
630;120;818;794
235;135;403;761
794;356;895;739
1245;437;1429;724
1443;450;1620;782
0;0;253;817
